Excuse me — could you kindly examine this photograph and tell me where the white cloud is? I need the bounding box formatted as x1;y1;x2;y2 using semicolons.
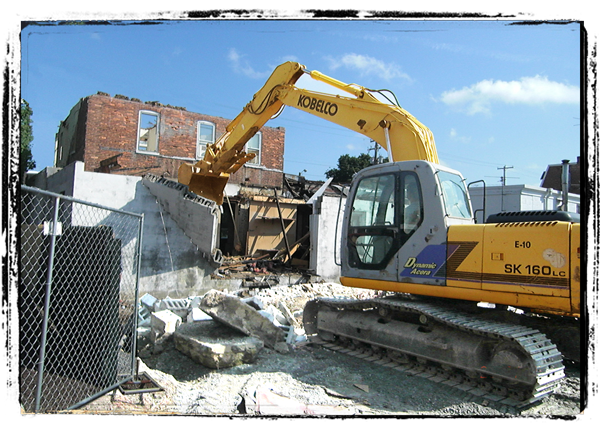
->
227;48;271;79
449;128;471;144
440;75;579;115
280;55;299;63
296;74;351;98
325;53;411;82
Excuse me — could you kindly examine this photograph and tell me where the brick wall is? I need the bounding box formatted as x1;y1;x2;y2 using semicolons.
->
64;93;285;187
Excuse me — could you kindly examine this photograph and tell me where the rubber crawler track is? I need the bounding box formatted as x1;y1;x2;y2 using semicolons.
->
304;296;565;409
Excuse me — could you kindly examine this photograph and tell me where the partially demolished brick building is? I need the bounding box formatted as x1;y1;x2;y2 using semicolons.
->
28;92;344;296
53;92;286;189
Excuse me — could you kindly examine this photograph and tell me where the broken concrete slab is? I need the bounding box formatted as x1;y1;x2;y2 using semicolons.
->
187;307;212;322
151;309;182;336
285;326;307;345
200;290;285;350
174;321;263;369
278;301;299;327
241;296;266;311
189;296;203;309
258;305;288;327
243;385;355;416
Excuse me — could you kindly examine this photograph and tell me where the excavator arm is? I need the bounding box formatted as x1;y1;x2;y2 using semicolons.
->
178;61;439;204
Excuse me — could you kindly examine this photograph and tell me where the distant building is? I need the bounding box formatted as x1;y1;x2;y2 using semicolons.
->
540;157;580;195
468;184;580;223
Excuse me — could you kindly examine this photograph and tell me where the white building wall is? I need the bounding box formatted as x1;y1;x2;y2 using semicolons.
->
468;184;580;222
310;195;346;281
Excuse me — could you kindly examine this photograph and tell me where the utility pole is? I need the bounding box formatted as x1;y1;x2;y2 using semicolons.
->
497;165;514;186
498;165;513;211
368;140;382;165
485;166;519;212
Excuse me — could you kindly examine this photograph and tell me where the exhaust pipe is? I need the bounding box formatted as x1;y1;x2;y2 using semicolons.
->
561;159;570;211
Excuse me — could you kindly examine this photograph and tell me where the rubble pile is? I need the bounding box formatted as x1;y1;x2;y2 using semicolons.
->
83;280;580;416
135;281;379;369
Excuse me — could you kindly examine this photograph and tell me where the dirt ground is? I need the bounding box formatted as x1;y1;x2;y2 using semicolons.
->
80;282;584;418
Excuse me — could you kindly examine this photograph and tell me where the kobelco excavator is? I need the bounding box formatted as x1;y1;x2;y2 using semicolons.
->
178;62;581;406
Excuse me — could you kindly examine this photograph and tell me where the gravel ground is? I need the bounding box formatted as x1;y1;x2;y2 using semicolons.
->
81;282;584;417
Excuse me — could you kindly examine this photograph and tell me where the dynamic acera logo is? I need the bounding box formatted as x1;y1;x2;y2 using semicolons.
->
297;94;338;116
403;257;437;276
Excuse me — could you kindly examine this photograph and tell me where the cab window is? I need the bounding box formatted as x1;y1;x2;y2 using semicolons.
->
403;173;423;234
348;174;397;268
437;171;472;218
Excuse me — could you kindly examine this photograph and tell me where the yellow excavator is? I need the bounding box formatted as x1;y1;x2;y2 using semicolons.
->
178;62;581;406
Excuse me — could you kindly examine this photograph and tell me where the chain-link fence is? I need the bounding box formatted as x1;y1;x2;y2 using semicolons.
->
20;186;143;412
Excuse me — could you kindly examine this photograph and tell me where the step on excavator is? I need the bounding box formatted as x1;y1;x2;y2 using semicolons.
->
178;62;581;407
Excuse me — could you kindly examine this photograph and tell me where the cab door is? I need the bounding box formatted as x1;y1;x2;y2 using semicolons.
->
346;173;399;271
344;170;424;279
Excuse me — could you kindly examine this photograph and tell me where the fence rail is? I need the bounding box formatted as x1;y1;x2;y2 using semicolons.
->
20;186;143;412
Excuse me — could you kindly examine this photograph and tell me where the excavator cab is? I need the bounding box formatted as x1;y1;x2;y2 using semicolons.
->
341;160;473;286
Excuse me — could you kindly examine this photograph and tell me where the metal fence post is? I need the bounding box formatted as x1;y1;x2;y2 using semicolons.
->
130;213;144;377
34;196;60;412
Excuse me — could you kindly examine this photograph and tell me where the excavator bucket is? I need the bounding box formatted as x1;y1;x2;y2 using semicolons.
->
187;173;228;205
178;162;229;205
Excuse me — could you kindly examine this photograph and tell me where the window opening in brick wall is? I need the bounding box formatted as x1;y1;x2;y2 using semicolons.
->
246;132;262;165
137;111;160;154
196;121;215;160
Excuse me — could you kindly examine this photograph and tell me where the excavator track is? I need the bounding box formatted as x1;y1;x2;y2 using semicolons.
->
303;296;565;408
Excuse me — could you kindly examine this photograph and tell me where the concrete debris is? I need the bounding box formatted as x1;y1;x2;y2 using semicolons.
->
151;310;182;336
354;384;370;393
258;304;288;327
200;290;285;350
187;307;212;322
174;321;263;369
133;282;379;366
156;297;190;319
242;385;355;416
138;306;151;327
278;301;299;327
140;293;159;312
241;296;266;310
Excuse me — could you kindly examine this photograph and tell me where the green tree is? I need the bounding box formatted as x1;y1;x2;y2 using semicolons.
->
20;99;36;178
325;153;372;183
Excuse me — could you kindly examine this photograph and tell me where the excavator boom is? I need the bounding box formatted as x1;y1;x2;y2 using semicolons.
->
178;61;438;204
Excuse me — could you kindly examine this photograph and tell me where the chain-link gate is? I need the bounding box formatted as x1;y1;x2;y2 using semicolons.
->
19;186;144;412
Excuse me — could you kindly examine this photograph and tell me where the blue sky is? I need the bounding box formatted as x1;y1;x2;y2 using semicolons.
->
20;18;582;187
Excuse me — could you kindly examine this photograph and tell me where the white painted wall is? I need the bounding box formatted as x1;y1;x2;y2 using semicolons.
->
30;162;217;298
310;195;346;281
